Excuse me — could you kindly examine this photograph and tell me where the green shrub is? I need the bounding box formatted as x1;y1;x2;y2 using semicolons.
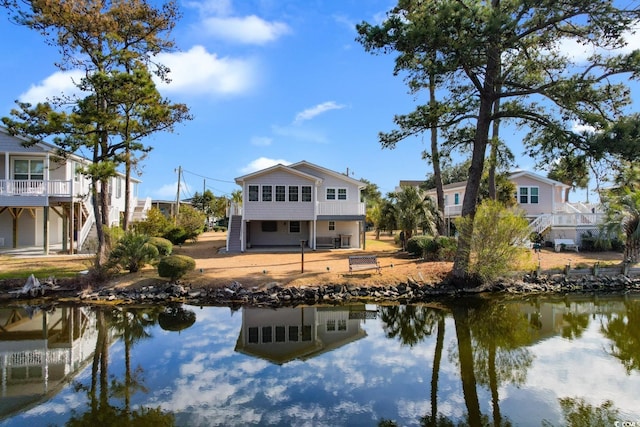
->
132;207;172;237
212;225;227;232
434;236;457;261
148;237;173;256
158;255;196;281
456;200;530;283
163;227;188;245
108;232;160;273
406;235;430;257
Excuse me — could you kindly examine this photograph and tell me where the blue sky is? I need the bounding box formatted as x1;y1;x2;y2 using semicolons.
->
1;0;639;203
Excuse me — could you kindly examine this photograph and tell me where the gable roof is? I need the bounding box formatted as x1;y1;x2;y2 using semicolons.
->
289;160;366;188
234;163;323;185
235;160;365;188
509;170;571;188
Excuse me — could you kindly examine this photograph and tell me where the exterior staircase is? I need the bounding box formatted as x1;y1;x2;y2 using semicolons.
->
227;215;242;252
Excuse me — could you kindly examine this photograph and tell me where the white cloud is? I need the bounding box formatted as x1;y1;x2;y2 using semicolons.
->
155;45;257;96
571;121;597;134
294;101;345;124
271;124;328;144
200;15;290;45
153;180;192;199
251;136;272;146
555;25;640;64
185;0;233;17
19;70;85;105
239;157;291;174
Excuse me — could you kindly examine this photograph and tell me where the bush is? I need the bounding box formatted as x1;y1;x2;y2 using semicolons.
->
456;200;530;283
157;255;196;281
132;207;172;237
434;236;457;261
163;227;188;245
406;235;431;257
149;237;173;256
108;232;160;273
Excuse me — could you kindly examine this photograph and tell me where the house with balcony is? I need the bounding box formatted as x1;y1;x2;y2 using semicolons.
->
0;127;150;254
412;170;604;245
227;161;366;252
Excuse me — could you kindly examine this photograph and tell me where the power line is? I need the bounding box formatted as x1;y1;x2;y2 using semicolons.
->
182;168;235;184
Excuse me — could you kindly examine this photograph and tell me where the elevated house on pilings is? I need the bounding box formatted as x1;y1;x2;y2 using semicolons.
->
406;170;604;247
0;127;150;255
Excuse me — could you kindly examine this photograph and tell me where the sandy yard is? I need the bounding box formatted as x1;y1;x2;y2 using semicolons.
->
109;230;625;290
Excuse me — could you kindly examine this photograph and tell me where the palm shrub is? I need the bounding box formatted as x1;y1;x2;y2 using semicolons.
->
455;200;530;283
601;188;640;262
157;255;196;281
148;236;173;256
108;232;160;273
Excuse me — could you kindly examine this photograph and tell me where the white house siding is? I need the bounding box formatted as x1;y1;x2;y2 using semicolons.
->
243;171;316;221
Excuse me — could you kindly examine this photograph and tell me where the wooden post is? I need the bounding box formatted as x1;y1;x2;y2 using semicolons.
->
300;240;305;273
43;206;49;255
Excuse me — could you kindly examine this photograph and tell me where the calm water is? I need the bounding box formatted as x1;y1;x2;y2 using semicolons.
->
0;295;639;427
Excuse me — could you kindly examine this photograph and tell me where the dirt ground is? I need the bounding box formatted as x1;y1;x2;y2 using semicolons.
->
105;231;625;290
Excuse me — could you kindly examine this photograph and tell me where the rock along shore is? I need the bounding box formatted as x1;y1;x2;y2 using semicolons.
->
5;272;639;307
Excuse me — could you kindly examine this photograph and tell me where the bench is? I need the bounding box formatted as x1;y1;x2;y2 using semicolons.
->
348;255;381;274
554;239;579;252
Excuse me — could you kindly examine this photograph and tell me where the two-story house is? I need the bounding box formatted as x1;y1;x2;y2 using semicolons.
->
411;170;603;244
227;161;366;252
0;127;150;254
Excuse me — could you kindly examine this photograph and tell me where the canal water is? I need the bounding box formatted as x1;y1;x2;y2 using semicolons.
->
0;295;639;426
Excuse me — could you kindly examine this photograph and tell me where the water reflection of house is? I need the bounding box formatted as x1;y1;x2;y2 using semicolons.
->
520;299;627;342
0;306;98;419
235;305;375;365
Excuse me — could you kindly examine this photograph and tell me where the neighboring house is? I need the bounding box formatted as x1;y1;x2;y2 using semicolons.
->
228;161;366;252
0;127;150;254
412;170;603;244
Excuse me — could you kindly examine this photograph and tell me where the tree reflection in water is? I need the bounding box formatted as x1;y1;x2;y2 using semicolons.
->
65;307;175;426
601;299;640;374
540;397;620;427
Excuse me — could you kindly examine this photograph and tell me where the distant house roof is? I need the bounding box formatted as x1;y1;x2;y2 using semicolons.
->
410;170;571;195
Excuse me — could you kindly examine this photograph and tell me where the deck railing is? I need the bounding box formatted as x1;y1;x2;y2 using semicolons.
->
0;179;72;197
317;202;365;216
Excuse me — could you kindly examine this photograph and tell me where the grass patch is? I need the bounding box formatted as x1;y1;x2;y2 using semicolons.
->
0;255;92;280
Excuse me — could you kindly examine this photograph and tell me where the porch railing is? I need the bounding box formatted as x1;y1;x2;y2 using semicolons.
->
317;202;365;216
0;179;72;197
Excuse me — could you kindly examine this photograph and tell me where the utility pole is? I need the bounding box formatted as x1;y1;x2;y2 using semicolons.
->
175;166;182;224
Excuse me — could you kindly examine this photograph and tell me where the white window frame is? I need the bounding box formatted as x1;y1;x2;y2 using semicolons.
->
248;185;259;201
519;186;539;204
288;185;298;202
329;221;335;231
275;185;286;202
326;188;336;200
338;188;347;200
302;186;312;202
13;158;44;180
262;185;272;202
289;221;301;233
454;193;460;205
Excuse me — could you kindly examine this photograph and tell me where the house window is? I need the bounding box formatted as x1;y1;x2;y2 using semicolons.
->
302;325;312;341
275;326;286;342
116;177;122;199
74;162;81;182
519;187;539;204
302;186;312;202
262;185;272;202
14;159;44;180
327;320;336;331
338;188;347;200
338;319;347;331
454;193;460;205
289;221;300;233
288;186;298;202
248;327;259;343
262;221;278;232
275;185;286;202
326;188;336;200
531;187;539;204
329;221;335;231
248;185;259;201
262;326;272;343
289;326;299;341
